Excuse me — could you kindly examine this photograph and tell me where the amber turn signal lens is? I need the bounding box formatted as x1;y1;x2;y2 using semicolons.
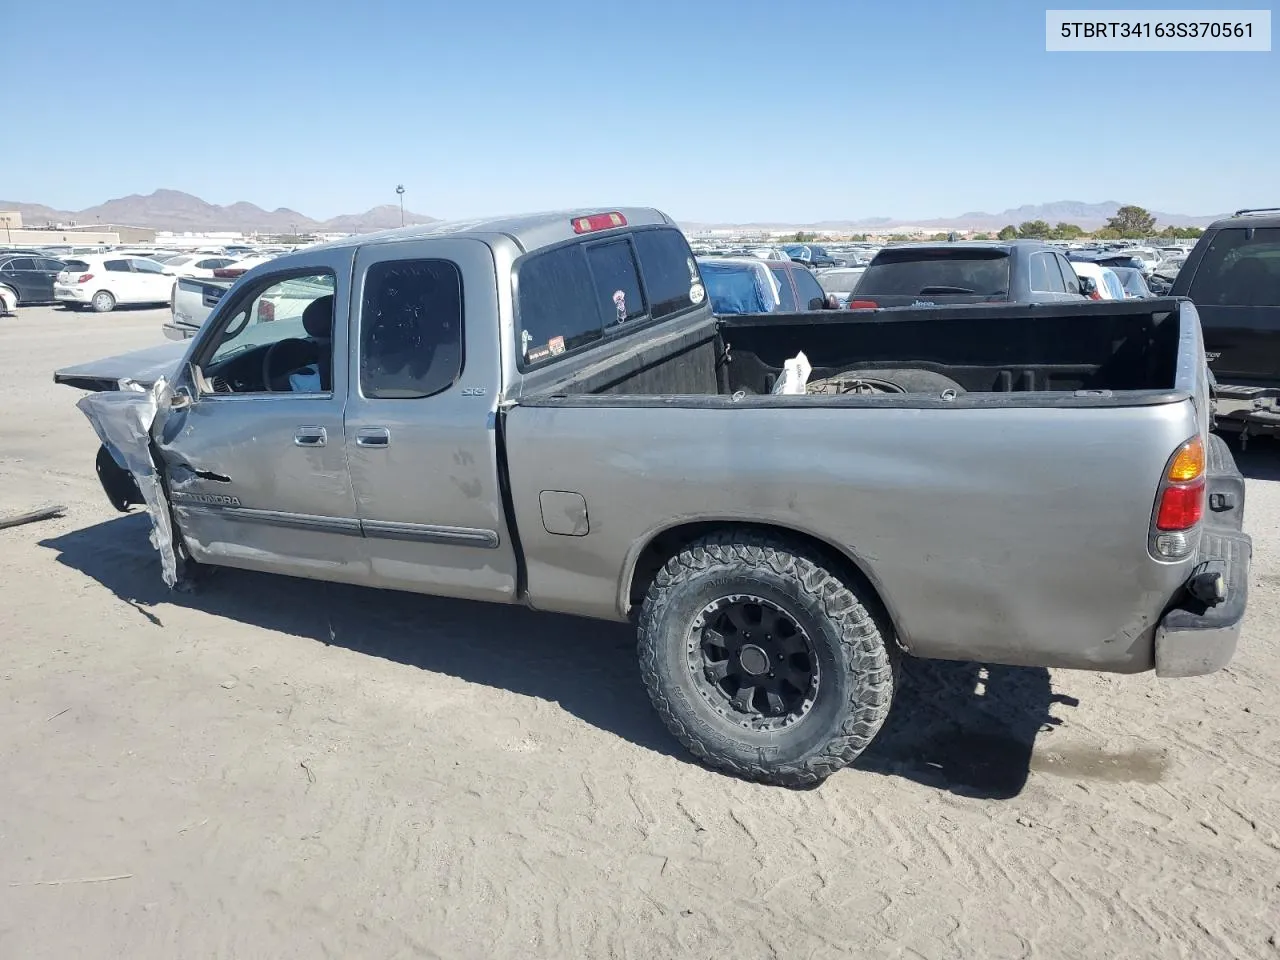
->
1167;436;1205;483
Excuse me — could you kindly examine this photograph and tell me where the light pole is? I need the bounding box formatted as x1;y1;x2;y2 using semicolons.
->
396;184;405;226
1;215;10;244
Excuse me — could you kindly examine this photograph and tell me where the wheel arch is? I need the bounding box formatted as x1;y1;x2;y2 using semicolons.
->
0;284;17;309
621;518;906;650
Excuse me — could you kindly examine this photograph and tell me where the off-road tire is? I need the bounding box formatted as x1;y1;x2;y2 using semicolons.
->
91;290;116;313
638;532;895;787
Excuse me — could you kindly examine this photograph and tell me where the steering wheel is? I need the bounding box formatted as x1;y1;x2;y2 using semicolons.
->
261;338;314;391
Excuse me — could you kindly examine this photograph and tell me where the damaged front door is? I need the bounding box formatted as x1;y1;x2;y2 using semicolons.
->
155;252;369;585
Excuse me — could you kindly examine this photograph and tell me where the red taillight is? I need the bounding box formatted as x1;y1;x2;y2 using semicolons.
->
213;267;246;279
77;273;94;283
259;300;275;322
848;299;878;309
1088;288;1103;300
1156;477;1205;531
571;212;627;234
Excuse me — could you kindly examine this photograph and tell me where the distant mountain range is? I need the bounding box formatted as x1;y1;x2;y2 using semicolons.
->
2;191;1227;236
680;201;1227;233
0;189;437;234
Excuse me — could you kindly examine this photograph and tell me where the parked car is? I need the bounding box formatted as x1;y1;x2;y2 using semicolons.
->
1069;261;1123;300
210;252;279;278
814;267;866;307
745;246;791;262
1171;207;1280;439
698;257;833;314
55;206;1249;788
0;253;67;312
159;254;240;279
783;244;843;268
1109;266;1153;299
1117;247;1161;277
54;255;176;312
850;240;1089;308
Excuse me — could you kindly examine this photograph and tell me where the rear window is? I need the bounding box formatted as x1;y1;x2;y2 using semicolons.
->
517;228;701;368
768;265;799;310
632;228;700;318
858;249;1011;297
816;269;863;293
1188;227;1280;308
517;243;605;364
586;240;646;327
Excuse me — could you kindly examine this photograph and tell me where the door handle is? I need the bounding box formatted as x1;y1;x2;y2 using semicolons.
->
356;427;391;448
294;426;327;447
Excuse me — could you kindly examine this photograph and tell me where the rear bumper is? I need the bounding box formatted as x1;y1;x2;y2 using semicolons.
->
55;286;90;302
1153;434;1252;678
1154;530;1251;677
162;321;197;341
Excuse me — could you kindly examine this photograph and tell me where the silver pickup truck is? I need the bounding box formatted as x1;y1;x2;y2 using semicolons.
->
54;207;1252;786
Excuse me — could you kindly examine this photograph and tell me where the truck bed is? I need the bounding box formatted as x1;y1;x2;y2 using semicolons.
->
528;299;1187;404
503;298;1207;673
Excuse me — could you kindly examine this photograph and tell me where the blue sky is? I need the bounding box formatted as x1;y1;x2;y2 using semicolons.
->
5;0;1275;221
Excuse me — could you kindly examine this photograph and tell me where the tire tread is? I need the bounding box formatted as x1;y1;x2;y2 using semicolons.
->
637;531;894;787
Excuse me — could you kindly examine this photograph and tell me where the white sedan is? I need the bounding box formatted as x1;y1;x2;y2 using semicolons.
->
160;253;240;279
55;255;177;312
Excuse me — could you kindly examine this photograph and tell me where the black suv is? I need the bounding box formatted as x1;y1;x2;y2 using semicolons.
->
0;253;67;313
851;240;1089;308
1171;207;1280;439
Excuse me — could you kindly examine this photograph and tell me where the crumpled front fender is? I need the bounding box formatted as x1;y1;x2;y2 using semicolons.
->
76;377;180;586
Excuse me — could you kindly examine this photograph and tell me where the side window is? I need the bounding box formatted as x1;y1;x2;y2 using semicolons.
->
360;259;464;399
104;259;132;272
1029;253;1056;292
7;257;36;271
0;261;14;275
517;244;602;365
585;239;646;326
632;228;700;318
792;266;827;307
39;259;65;272
769;265;798;310
1188;228;1280;307
1056;255;1081;294
202;272;335;394
130;258;164;274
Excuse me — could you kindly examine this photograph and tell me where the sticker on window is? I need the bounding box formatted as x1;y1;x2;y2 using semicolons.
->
548;335;566;356
612;290;626;323
686;257;698;283
527;345;552;363
690;282;705;305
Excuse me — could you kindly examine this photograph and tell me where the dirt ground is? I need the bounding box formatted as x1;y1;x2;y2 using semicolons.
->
1;304;1278;960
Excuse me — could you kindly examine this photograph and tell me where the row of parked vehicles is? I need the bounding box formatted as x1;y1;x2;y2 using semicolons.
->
50;204;1274;787
0;246;287;314
695;240;1191;315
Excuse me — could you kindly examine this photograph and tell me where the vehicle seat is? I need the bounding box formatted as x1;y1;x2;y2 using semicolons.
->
302;294;334;390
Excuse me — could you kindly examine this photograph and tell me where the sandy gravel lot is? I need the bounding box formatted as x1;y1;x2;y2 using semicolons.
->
2;304;1278;960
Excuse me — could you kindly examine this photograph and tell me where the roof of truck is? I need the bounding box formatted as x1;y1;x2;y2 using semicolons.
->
313;207;676;255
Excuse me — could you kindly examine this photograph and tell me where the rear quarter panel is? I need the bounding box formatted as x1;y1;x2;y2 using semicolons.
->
504;398;1200;672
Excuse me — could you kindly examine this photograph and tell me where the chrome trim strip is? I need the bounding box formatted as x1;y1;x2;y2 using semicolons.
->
179;504;363;536
362;519;500;548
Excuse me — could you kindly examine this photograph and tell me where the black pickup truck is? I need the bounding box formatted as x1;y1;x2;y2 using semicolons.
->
1170;208;1280;442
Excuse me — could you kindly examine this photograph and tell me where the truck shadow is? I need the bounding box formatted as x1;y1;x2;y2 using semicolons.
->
857;659;1076;799
41;513;1071;798
1226;435;1280;481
